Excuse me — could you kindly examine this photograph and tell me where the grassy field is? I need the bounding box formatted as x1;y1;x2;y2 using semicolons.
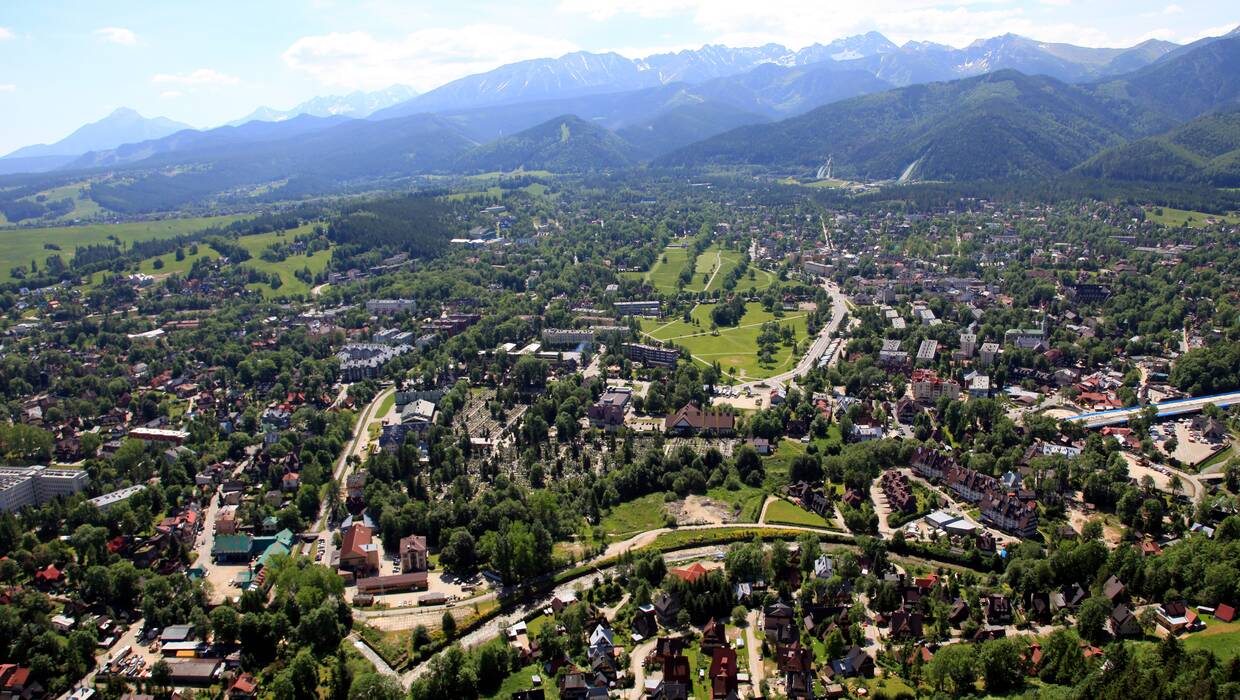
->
705;484;766;522
235;225;332;298
764;499;831;528
139;245;220;276
0;214;248;283
640;301;810;381
1185;619;1240;661
483;663;557;700
631;244;691;293
624;243;773;295
1146;206;1240;228
599;492;667;537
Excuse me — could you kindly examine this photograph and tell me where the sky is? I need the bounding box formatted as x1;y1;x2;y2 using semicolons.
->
0;0;1236;155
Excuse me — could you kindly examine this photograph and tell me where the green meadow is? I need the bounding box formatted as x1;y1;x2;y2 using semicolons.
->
640;301;810;380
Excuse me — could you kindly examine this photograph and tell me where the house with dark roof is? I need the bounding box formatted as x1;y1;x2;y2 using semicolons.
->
1102;575;1127;603
708;648;738;699
763;602;797;641
825;646;874;679
985;595;1013;625
1109;604;1142;638
664;403;735;436
701;618;727;651
887;609;924;640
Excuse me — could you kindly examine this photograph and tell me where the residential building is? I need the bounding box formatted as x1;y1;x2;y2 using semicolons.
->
614;300;661;317
0;466;88;512
969;374;991;399
365;299;417;316
128;427;189;445
911;369;961;402
959;333;977;358
622;342;678;367
336;343;413;382
1066;284;1111;304
588;387;631;429
979;342;1000;367
88;485;147;513
339;524;379;574
399;534;428;572
541;328;596;347
915;339;939;362
665;403;735;436
979;491;1039;538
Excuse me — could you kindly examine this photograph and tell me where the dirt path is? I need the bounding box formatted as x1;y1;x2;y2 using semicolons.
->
745;610;765;690
758;495;777;524
628;639;658;699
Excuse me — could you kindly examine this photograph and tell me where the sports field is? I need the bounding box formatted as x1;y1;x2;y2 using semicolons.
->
640;301;809;380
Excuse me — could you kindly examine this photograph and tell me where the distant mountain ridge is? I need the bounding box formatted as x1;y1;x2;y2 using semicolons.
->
3;108;191;162
228;85;418;126
373;31;1184;119
658;34;1240;182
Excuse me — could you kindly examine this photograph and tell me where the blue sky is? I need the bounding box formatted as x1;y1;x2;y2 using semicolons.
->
0;0;1235;154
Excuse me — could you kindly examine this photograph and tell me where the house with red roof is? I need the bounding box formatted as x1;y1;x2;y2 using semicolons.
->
1215;603;1236;623
338;524;379;575
34;564;63;589
228;673;258;700
0;664;44;700
670;562;710;584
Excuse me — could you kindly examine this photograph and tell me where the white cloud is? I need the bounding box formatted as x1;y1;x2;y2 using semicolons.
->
1162;4;1184;15
96;26;138;46
282;26;579;91
151;68;240;86
0;84;15;92
0;27;13;41
1184;22;1237;42
160;90;184;99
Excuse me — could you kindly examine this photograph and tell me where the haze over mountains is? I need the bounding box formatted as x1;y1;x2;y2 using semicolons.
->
227;85;419;126
0;108;191;175
3;25;1240;213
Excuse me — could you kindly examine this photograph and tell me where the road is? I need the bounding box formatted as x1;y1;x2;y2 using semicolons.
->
308;385;395;564
627;639;658;699
734;278;849;392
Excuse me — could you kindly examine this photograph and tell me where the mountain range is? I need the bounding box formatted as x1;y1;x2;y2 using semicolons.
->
4;26;1240;212
227;85;419;126
0;108;191;175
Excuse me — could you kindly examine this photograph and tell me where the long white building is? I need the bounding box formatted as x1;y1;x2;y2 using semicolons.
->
0;466;89;512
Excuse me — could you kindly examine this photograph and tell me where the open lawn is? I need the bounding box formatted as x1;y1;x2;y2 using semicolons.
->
0;214;248;283
235;225;332;298
640;301;810;381
705;484;766;522
18;181;107;222
629;244;691;293
1185;619;1240;661
625;243;773;295
600;492;667;537
1145;206;1240;228
484;663;556;700
140;245;220;276
764;499;831;528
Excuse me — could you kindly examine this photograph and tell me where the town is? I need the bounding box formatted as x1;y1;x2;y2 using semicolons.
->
1;174;1239;700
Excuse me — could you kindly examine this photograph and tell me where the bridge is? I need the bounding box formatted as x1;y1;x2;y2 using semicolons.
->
1063;390;1240;429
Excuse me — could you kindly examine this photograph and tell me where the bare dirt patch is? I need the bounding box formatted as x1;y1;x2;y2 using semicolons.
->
667;495;737;526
